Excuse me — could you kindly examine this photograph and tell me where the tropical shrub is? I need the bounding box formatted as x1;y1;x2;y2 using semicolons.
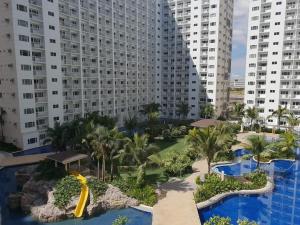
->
112;177;158;206
213;150;235;162
162;154;192;176
35;160;67;181
204;216;258;225
241;154;252;160
54;176;81;208
87;178;108;202
194;172;267;203
112;216;129;225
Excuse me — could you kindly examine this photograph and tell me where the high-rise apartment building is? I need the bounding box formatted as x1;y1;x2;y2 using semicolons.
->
244;0;300;128
0;0;233;150
157;0;233;119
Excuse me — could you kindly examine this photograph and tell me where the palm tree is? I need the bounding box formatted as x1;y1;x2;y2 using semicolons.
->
286;112;300;131
231;103;245;121
0;107;6;141
84;126;117;181
278;131;298;154
246;135;268;168
199;104;215;119
269;105;289;130
245;107;259;131
124;115;138;136
186;125;234;174
121;133;158;180
140;103;160;122
44;122;68;152
176;102;190;119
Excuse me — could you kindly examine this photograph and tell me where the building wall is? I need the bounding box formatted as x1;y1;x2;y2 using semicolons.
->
0;0;233;150
158;0;233;119
244;0;300;127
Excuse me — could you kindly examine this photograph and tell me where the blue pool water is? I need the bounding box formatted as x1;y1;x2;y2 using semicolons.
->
0;166;152;225
201;151;299;224
234;149;251;157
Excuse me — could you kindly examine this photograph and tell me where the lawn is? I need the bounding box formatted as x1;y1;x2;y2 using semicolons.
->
120;137;187;185
150;138;186;160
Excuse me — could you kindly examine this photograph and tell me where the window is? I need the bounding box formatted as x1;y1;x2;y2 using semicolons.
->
17;19;28;27
19;35;29;42
52;91;58;95
275;22;280;25
20;50;30;56
50;39;56;43
49;25;55;30
17;4;27;12
273;42;279;45
27;137;37;144
22;79;32;85
23;93;33;99
274;32;279;35
25;122;35;128
52;78;57;82
50;52;56;56
48;11;54;16
53;104;59;108
21;65;31;71
24;108;34;114
250;36;257;40
270;90;275;93
275;12;281;15
51;65;57;69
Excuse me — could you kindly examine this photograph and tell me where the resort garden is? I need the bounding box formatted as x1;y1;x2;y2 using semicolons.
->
1;102;300;225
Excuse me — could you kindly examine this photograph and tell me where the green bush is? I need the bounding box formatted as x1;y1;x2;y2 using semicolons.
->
162;154;192;177
112;177;158;206
87;178;108;202
54;176;81;209
204;216;258;225
195;176;201;185
194;172;267;203
241;154;252;160
214;150;235;162
35;160;67;181
112;216;129;225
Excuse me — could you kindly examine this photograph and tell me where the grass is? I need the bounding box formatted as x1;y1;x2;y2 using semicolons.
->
120;137;187;185
150;138;186;160
0;142;19;152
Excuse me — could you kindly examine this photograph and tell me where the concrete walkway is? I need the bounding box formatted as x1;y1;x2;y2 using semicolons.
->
152;160;208;225
0;152;53;167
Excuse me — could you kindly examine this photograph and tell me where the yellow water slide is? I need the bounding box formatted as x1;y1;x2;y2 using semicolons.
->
73;174;89;218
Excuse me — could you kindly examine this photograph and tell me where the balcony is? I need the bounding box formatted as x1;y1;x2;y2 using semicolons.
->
35;97;48;103
34;84;47;89
32;56;45;63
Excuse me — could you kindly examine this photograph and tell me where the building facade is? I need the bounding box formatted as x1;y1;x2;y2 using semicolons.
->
157;0;233;119
244;0;300;127
0;0;233;150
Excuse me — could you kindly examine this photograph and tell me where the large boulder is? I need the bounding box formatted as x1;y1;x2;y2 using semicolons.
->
86;184;139;216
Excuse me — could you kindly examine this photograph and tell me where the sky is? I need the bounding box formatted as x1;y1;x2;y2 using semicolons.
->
231;0;250;77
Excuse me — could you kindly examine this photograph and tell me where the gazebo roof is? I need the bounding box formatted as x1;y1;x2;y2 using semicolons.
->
46;151;88;165
190;119;223;128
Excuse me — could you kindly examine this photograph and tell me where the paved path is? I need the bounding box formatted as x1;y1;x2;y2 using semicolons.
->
152;160;208;225
0;152;53;167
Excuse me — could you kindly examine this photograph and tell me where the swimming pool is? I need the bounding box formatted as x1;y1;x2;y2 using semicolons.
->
0;166;152;225
200;153;298;224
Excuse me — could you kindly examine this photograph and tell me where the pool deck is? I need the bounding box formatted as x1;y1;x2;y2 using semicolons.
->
0;152;54;167
152;160;208;225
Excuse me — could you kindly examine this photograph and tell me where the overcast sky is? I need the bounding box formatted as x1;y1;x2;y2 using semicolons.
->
231;0;249;77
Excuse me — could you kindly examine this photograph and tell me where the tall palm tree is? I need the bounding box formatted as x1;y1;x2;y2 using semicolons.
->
124;115;138;136
186;125;234;174
176;102;190;119
245;107;259;131
140;103;160;122
199;104;215;119
246;135;268;168
231;103;245;121
269;105;289;130
44;122;68;152
84;126;118;181
286;112;300;131
0;107;6;141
